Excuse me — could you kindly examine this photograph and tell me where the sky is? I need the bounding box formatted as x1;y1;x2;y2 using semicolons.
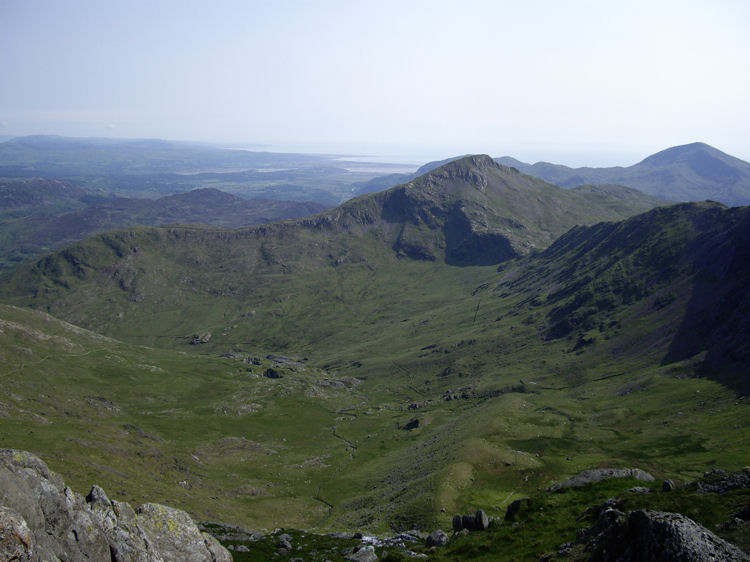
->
1;0;749;166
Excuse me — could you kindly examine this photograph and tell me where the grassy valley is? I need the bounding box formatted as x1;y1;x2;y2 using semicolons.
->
0;154;748;558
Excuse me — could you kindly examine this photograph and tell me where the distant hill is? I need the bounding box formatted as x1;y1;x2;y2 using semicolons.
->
0;135;329;175
0;135;399;204
496;142;750;206
0;186;326;271
0;177;93;213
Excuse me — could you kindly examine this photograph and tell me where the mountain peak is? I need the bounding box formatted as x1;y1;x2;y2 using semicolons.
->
418;154;502;193
638;142;723;166
445;154;500;171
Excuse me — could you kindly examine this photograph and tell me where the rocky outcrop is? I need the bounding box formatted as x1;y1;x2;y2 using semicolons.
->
452;509;490;532
425;529;449;547
579;508;750;561
693;468;750;494
548;467;655;491
0;449;231;561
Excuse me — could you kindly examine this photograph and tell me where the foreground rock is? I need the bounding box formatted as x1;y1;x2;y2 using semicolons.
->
0;449;231;561
579;508;750;561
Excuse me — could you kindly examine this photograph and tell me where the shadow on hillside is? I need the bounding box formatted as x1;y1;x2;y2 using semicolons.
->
662;214;750;396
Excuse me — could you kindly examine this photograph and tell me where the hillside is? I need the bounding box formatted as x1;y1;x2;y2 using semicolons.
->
0;155;748;545
0;155;668;331
0;186;326;271
497;142;750;206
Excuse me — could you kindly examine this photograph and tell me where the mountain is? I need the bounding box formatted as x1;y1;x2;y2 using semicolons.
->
0;186;326;271
0;154;748;540
497;200;750;391
497;142;750;206
351;155;469;196
0;155;668;324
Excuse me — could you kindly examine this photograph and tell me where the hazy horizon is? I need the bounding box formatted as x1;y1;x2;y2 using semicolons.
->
2;0;749;167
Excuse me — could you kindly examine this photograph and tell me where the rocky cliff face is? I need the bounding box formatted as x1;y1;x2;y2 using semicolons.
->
0;449;231;561
579;508;750;561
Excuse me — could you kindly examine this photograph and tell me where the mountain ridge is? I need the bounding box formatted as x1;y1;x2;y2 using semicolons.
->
1;152;749;540
496;142;750;206
0;184;327;272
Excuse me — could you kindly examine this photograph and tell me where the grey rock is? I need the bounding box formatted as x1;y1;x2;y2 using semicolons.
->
662;478;677;491
0;448;231;562
582;508;750;561
204;532;233;562
548;467;655;491
329;531;356;540
475;509;489;530
628;486;653;494
452;514;463;532
276;532;293;554
694;470;750;494
344;544;378;561
425;529;449;547
0;505;34;562
461;514;475;531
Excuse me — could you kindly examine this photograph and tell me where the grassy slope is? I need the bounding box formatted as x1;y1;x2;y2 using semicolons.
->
0;159;746;537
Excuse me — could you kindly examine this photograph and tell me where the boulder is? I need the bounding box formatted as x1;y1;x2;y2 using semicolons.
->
344;544;378;561
402;418;420;431
461;514;476;531
662;479;677;491
137;502;227;562
0;448;231;561
475;509;490;530
425;529;449;547
580;508;750;561
548;467;655;491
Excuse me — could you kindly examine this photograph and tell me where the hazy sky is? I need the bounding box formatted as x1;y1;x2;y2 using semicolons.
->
1;0;749;165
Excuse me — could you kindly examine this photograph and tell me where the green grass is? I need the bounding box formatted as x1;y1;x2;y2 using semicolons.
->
3;295;748;536
0;190;747;542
